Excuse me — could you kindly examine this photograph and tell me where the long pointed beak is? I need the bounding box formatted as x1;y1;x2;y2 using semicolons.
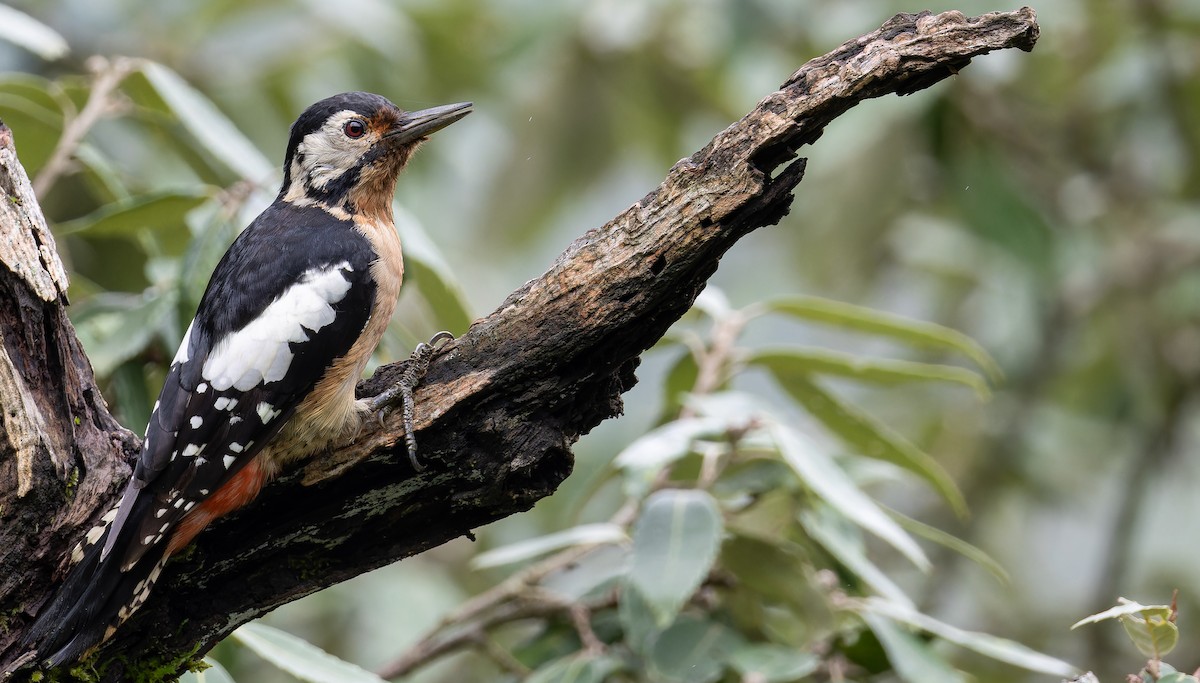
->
386;102;473;144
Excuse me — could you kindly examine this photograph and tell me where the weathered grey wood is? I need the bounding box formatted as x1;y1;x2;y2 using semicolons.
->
0;8;1038;681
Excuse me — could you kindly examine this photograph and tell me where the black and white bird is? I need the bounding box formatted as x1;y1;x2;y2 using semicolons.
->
19;91;471;668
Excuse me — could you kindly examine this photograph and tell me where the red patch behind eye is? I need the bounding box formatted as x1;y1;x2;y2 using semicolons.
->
344;120;366;138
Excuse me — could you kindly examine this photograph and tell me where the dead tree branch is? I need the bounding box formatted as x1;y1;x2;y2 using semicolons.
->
0;8;1038;681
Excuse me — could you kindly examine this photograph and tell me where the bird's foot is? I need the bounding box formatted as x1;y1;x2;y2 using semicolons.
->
369;331;454;471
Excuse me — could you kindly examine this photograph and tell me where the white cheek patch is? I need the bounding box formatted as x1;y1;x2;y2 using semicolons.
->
202;262;354;391
296;111;374;190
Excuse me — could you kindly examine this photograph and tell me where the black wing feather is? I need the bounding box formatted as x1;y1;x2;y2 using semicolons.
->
26;203;380;664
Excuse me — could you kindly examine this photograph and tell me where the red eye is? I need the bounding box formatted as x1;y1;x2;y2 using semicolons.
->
343;120;366;138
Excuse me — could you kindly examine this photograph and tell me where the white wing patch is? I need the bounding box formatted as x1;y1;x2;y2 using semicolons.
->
173;321;195;365
202;262;355;392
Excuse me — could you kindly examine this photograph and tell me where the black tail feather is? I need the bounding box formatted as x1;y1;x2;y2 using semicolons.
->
19;495;171;669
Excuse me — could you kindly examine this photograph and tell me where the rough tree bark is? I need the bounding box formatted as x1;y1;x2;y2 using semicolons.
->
0;8;1039;681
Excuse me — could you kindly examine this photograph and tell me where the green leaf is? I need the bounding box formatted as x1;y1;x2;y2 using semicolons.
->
471;523;627;569
1073;599;1180;658
764;295;1002;382
72;290;179;377
1119;610;1179;659
628;489;724;627
614;417;730;499
74;143;131;204
748;348;990;399
720;535;825;614
394;205;474;333
1158;673;1200;683
765;372;967;518
178;659;237;683
886;505;1010;585
541;545;629;601
231;622;388;683
798;506;914;606
56;190;212;242
692;286;733;320
658;348;699;423
647;616;740;683
180;198;241;304
858;598;1078;677
861;613;966;683
138;61;275;182
1071;599;1171;629
526;653;625;683
727;643;819;683
619;583;659;657
770;423;930;570
0;81;65;174
0;5;68;59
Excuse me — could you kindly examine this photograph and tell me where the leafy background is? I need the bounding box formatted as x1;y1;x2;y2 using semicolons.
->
2;1;1199;682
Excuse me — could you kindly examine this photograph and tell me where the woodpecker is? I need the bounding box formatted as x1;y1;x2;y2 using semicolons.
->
18;92;471;668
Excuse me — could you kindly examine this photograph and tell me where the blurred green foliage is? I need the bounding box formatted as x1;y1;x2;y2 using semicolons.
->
3;0;1200;682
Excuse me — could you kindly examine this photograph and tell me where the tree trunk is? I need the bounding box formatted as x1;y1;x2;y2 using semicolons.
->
0;9;1039;681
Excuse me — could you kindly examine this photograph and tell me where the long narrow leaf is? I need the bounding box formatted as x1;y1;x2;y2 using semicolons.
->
394;205;474;333
885;506;1009;585
614;416;730;499
0;5;68;59
749;348;990;399
858;598;1078;677
862;613;967;683
765;371;967;518
139;62;275;183
56;189;212;237
471;523;627;569
232;622;388;683
798;507;914;606
765;296;1002;382
770;423;929;571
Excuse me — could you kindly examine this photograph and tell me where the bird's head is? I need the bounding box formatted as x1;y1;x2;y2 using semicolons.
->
279;91;471;220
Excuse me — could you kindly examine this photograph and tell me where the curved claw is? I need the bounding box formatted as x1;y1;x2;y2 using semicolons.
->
368;331;456;472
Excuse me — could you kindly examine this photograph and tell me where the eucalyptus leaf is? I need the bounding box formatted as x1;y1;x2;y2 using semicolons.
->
692;286;733;320
659;348;699;423
727;643;819;682
1119;609;1179;659
858;598;1078;677
619;583;659;657
72;290;179;377
647;616;740;683
541;544;630;601
471;523;627;569
862;613;966;683
1071;599;1171;629
394;205;473;333
525;652;625;683
0;5;68;59
799;506;914;606
628;489;723;628
231;622;388;683
886;505;1009;585
764;371;967;518
764;295;1002;382
0;87;64;174
614;417;730;499
55;189;212;238
139;61;275;182
770;423;930;570
748;347;990;399
1158;673;1199;683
